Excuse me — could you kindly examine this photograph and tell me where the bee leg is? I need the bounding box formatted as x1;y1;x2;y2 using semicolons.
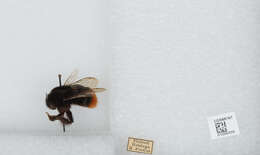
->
46;112;64;121
55;110;74;125
46;112;73;125
57;116;73;125
66;110;74;123
53;111;72;125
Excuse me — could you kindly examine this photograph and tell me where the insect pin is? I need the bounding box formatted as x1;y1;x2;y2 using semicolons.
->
45;70;106;132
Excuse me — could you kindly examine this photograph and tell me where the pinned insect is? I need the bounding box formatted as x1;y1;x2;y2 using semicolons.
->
45;70;106;132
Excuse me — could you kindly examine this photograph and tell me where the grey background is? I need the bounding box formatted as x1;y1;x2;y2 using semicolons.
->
0;0;110;134
110;0;260;154
0;0;259;155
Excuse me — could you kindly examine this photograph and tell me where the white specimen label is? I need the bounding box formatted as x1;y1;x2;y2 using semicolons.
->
208;112;240;139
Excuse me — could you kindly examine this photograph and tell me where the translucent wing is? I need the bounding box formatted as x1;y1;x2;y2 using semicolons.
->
71;77;98;88
64;85;94;101
92;88;106;93
64;69;79;86
64;92;94;101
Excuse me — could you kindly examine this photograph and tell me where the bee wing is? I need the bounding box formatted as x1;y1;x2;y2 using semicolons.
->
64;92;94;101
64;87;94;101
92;88;106;93
70;77;98;88
64;69;79;86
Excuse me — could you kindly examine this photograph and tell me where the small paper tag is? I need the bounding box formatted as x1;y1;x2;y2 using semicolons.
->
208;112;240;139
127;137;153;154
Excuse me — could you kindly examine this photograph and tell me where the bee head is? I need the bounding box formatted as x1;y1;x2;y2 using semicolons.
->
45;93;57;110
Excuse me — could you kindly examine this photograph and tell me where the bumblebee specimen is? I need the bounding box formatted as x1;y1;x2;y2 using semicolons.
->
45;70;106;132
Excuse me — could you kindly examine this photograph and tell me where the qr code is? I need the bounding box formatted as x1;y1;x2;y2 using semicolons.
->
215;121;227;134
208;112;240;139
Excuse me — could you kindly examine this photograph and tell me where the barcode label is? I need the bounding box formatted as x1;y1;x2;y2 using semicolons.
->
208;112;240;139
